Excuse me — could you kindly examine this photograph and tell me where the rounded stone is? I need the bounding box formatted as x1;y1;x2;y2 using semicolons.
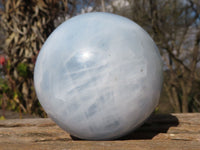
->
34;12;163;140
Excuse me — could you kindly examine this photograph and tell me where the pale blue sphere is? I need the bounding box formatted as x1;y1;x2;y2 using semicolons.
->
34;12;163;140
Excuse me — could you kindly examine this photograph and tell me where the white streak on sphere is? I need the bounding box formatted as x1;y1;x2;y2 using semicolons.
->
34;12;163;140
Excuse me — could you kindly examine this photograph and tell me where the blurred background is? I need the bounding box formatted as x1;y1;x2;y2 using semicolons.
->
0;0;199;118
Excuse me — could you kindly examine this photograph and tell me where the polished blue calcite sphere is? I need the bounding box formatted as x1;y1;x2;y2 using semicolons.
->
34;12;163;140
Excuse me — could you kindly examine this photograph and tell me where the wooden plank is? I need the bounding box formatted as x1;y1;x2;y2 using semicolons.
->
0;113;200;150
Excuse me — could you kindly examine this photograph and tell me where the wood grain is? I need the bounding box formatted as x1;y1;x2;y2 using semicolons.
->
0;113;200;150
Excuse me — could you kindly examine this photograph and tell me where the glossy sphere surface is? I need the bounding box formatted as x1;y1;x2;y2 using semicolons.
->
34;12;163;140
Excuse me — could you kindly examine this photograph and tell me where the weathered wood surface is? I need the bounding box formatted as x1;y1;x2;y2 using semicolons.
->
0;113;200;150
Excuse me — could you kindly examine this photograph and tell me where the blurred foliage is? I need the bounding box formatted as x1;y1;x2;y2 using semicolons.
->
0;0;70;117
112;0;200;112
17;63;28;78
0;115;5;120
